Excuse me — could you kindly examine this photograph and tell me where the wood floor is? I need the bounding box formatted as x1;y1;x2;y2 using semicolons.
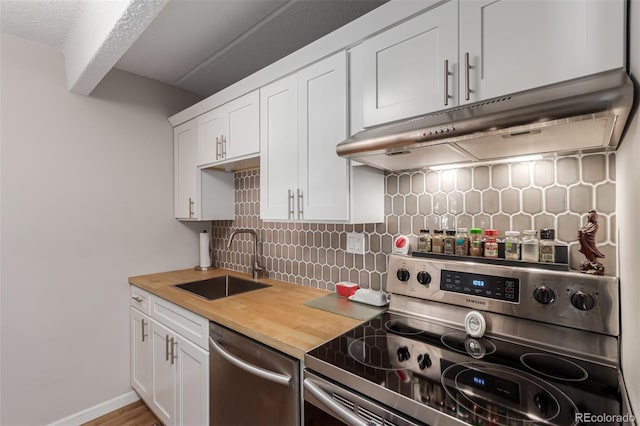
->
81;400;162;426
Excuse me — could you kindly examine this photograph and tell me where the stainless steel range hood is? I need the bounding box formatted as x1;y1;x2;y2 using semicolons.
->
337;69;634;171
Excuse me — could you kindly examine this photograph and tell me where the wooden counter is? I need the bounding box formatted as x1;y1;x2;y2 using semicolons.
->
128;268;363;360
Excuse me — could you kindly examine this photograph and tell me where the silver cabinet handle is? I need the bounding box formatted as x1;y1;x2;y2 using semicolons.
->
215;136;220;160
132;296;143;303
464;52;470;101
209;337;292;386
221;135;227;159
188;197;194;218
303;379;368;426
170;337;177;365
444;59;450;106
141;318;148;342
288;189;295;219
165;334;170;361
297;188;303;218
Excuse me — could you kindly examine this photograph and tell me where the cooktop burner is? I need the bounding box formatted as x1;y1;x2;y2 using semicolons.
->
520;353;589;382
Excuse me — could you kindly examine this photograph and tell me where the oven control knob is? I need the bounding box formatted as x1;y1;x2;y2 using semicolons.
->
396;268;410;282
417;353;432;370
397;346;410;362
464;311;487;338
416;271;431;286
571;291;596;311
533;286;556;305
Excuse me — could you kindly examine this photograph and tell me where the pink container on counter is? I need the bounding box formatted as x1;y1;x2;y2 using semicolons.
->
336;282;359;297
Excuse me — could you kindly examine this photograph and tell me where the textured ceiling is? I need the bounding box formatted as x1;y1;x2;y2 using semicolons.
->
1;0;387;97
0;0;82;51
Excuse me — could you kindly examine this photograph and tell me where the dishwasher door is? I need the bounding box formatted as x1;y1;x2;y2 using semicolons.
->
209;322;300;426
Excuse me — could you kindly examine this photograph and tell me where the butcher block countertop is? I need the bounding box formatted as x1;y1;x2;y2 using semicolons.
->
129;268;363;360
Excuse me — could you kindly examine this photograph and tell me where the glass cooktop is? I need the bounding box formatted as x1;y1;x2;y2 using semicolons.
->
306;312;629;426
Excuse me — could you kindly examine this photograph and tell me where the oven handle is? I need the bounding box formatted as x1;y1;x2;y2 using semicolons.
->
303;378;370;426
209;337;292;386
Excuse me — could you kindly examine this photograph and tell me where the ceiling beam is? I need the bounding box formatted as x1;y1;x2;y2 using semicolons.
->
63;0;169;95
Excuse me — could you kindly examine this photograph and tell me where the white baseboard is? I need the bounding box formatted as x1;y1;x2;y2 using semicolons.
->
47;390;140;426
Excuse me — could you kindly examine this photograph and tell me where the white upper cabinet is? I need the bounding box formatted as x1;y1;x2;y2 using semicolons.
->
358;0;625;127
297;52;350;221
174;120;234;221
261;51;384;223
196;90;259;167
260;74;299;220
459;0;625;104
361;0;458;127
174;121;198;219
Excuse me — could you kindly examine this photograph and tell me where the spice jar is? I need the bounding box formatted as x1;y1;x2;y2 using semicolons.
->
521;230;540;262
455;228;470;256
469;228;483;256
539;228;556;263
483;229;499;258
417;229;432;253
432;230;445;254
444;230;456;254
504;231;521;260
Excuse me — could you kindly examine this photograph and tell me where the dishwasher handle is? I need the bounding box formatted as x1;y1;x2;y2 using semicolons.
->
209;336;292;387
303;378;370;426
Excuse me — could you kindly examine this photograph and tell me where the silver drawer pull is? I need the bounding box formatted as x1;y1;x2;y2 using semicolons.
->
141;318;148;342
444;59;450;106
170;337;177;365
132;296;143;303
464;52;471;101
165;334;170;361
209;337;292;386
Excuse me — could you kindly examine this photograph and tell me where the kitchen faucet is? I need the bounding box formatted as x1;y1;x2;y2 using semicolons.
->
227;229;264;280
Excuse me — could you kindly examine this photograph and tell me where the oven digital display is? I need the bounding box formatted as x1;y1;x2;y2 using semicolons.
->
458;370;521;404
440;270;520;303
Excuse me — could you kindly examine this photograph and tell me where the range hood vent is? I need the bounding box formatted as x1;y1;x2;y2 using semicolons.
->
337;70;634;171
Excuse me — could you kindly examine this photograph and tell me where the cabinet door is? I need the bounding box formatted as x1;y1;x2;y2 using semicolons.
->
196;108;224;166
225;90;259;160
130;308;152;402
459;0;625;103
361;0;458;127
260;74;298;220
298;52;349;221
151;321;177;426
176;335;209;426
174;120;198;219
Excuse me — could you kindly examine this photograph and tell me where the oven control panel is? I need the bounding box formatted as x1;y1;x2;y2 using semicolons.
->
387;254;619;336
440;270;520;303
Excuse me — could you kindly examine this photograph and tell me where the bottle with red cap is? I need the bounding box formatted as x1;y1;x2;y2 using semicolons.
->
483;229;499;258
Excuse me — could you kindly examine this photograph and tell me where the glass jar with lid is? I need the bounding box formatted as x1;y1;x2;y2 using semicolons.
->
504;231;521;260
432;230;445;254
483;229;499;258
455;228;469;256
417;229;432;253
444;230;456;254
539;228;556;263
521;230;540;262
469;228;483;256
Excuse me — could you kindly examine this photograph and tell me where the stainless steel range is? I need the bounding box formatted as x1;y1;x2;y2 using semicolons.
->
304;254;635;425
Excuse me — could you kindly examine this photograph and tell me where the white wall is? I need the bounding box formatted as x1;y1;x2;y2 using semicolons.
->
618;0;640;415
0;34;203;425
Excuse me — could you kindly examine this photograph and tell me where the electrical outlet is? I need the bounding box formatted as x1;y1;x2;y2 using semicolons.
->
346;232;365;255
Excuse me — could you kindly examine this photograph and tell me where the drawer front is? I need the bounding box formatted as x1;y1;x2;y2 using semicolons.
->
130;286;151;315
151;297;209;350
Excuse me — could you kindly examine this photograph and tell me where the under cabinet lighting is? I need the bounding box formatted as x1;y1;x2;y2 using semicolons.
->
428;155;544;171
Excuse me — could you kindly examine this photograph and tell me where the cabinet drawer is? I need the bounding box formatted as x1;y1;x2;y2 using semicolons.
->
130;286;151;315
151;297;209;350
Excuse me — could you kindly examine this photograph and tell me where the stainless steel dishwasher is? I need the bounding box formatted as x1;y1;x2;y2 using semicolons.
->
209;322;300;426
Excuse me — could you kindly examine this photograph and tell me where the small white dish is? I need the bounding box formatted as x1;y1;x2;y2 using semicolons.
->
348;289;389;307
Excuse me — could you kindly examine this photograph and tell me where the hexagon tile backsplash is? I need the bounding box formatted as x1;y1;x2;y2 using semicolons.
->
211;152;616;291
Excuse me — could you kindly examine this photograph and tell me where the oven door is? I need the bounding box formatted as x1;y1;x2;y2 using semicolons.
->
303;371;421;426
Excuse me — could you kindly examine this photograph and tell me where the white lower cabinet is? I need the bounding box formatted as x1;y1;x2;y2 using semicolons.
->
130;286;209;426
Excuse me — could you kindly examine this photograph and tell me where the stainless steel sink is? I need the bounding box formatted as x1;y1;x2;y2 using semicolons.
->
173;275;270;300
